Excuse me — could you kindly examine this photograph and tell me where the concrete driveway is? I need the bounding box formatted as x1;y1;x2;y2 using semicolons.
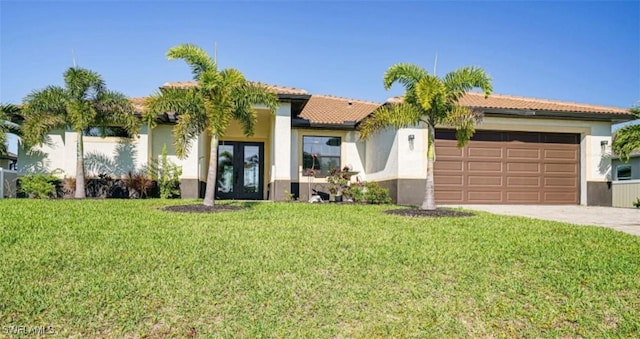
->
445;205;640;236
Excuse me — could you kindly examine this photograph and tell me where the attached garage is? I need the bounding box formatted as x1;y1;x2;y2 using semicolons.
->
434;129;580;204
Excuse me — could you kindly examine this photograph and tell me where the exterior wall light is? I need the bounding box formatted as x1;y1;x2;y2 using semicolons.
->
601;140;608;154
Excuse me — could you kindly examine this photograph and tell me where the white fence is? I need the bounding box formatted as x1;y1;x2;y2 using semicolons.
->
0;168;18;198
612;180;640;208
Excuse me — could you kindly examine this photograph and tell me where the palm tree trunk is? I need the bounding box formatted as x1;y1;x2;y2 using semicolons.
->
203;135;219;207
421;124;436;210
75;131;86;198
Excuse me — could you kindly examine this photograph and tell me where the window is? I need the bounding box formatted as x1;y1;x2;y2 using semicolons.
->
83;126;131;138
303;136;341;177
616;164;632;180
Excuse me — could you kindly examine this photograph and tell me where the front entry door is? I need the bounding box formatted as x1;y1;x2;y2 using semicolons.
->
216;142;264;200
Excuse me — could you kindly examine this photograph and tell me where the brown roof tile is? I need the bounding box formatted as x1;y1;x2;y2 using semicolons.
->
162;81;308;95
387;92;631;115
130;97;146;112
298;95;380;124
460;92;630;115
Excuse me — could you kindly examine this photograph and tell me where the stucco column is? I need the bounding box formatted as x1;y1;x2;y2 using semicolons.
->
270;103;292;200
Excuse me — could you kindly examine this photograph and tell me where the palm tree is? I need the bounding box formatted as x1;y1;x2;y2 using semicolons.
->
143;44;279;207
21;67;139;198
612;105;640;162
359;63;492;210
0;103;22;156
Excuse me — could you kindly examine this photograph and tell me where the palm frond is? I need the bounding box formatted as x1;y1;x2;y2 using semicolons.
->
612;124;640;162
64;67;105;100
359;103;422;140
383;63;429;91
94;90;140;136
442;105;483;148
167;44;217;80
173;106;209;158
443;66;493;102
415;75;447;112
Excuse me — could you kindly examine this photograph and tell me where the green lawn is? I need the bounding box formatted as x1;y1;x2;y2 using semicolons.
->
1;200;639;337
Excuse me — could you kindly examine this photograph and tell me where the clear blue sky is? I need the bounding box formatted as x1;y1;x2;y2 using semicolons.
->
1;1;639;151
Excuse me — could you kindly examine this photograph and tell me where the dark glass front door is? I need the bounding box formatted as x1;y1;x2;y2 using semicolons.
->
216;141;264;200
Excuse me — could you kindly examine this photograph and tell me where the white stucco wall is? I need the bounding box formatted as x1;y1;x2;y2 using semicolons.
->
18;128;149;178
151;124;199;179
363;127;399;181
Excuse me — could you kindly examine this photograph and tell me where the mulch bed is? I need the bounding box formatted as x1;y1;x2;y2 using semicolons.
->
162;204;247;213
385;208;475;218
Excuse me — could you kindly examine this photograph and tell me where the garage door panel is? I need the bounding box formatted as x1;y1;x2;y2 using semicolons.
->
435;175;464;186
507;162;541;173
467;191;502;202
436;190;463;202
506;148;540;160
543;191;578;203
468;147;502;159
435;130;579;204
468;161;502;172
544;177;578;188
506;191;541;202
544;149;578;161
468;175;502;186
438;145;464;158
544;163;578;175
435;161;463;172
507;176;540;187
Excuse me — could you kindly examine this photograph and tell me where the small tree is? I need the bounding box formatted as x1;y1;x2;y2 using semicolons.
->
21;67;139;198
359;63;492;210
144;44;278;207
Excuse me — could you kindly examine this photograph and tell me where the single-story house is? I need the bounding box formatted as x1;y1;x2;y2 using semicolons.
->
18;81;634;205
611;151;640;208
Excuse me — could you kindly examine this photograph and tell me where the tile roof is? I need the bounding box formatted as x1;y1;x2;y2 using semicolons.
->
130;97;146;112
162;81;308;95
387;92;631;116
298;95;380;124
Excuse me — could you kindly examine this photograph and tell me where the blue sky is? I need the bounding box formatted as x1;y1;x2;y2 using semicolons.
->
1;1;639;151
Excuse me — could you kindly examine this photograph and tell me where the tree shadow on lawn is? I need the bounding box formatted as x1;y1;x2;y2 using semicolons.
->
161;201;259;213
385;208;475;218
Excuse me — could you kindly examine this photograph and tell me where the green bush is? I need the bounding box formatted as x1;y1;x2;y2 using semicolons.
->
633;197;640;208
348;183;366;203
19;173;60;199
147;144;182;199
364;182;392;204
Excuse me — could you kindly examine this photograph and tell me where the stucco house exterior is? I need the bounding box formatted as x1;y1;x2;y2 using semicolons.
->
17;81;634;205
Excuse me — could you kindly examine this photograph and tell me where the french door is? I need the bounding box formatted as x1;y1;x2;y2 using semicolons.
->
215;141;264;200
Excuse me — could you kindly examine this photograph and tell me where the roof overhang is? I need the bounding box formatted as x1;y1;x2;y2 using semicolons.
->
292;118;357;130
480;108;635;123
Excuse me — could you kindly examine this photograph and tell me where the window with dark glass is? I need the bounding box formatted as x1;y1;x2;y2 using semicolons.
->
83;126;131;138
302;136;341;177
616;164;632;180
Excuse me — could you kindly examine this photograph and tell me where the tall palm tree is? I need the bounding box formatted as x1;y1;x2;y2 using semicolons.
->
612;105;640;162
0;103;22;156
359;63;492;210
21;67;139;198
143;44;279;207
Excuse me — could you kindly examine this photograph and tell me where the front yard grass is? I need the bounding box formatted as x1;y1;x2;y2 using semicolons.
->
1;200;639;337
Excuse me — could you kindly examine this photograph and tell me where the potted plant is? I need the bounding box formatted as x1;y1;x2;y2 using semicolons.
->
327;166;358;202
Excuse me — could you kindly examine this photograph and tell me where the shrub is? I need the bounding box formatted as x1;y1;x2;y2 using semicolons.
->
86;173;116;198
347;183;366;203
125;171;153;199
634;197;640;208
363;182;392;204
19;173;60;199
148;144;182;199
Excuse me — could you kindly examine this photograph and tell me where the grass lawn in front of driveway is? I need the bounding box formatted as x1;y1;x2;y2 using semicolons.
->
1;200;639;337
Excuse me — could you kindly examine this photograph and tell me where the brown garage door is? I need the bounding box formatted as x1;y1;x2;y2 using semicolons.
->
434;130;579;204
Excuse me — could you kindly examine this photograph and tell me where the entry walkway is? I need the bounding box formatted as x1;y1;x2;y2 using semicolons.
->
445;205;640;236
